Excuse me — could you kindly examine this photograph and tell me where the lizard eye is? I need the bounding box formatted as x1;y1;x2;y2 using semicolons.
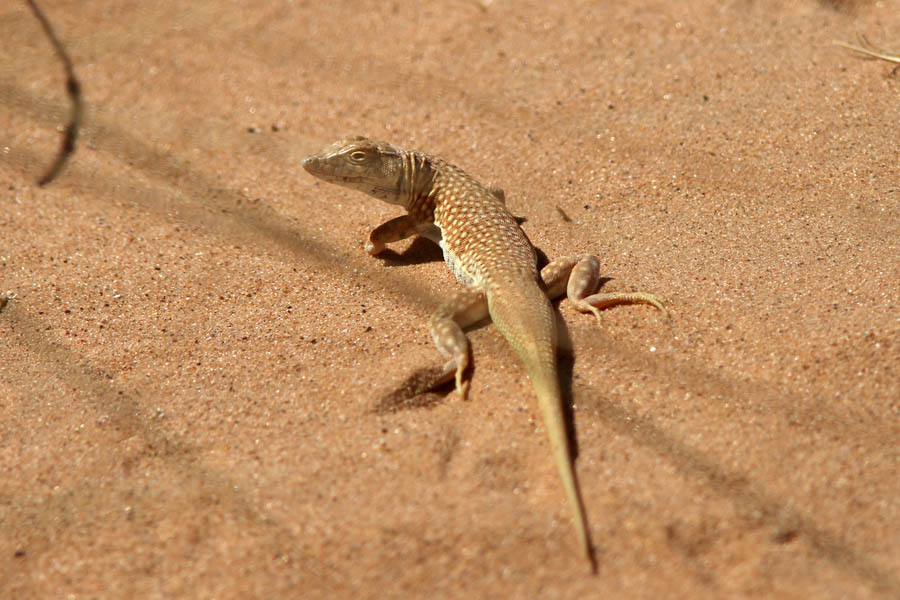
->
349;150;366;163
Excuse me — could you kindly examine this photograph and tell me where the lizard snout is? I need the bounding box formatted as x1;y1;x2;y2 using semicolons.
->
301;155;318;173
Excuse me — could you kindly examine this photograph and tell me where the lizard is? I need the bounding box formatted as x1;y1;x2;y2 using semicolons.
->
302;135;667;569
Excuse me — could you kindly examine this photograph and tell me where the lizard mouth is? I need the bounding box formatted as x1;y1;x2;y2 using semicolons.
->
301;157;364;183
301;155;325;174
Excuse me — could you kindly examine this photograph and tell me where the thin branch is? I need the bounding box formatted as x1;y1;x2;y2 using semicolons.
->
24;0;83;186
834;34;900;65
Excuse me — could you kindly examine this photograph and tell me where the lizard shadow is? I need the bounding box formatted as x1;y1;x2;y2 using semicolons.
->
372;317;492;415
376;237;443;266
555;274;618;459
551;297;587;460
554;329;579;457
374;376;455;414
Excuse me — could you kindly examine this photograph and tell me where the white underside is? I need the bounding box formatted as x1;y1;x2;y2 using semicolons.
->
439;238;477;287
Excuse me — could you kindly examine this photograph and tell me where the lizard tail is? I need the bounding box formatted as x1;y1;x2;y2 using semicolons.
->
487;285;596;570
528;357;596;570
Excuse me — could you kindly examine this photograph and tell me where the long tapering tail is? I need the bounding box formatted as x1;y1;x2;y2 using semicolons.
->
487;283;595;570
529;357;595;569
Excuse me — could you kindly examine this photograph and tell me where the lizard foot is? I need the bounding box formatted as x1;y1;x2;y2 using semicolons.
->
365;239;386;255
440;355;471;401
574;291;669;321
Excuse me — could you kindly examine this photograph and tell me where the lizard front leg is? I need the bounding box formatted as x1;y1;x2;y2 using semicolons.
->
541;254;669;319
428;287;489;400
366;215;441;255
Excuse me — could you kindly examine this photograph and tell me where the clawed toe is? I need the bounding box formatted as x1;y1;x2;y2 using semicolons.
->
572;300;604;322
456;377;470;401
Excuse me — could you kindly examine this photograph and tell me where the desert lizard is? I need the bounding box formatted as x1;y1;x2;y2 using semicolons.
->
302;136;667;568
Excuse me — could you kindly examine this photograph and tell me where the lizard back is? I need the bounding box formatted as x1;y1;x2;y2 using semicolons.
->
425;160;540;289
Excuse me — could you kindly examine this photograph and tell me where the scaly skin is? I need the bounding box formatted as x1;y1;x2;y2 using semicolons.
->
303;136;667;569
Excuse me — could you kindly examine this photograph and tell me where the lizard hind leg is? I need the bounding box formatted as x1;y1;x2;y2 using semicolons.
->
567;255;669;319
542;254;669;319
428;287;489;400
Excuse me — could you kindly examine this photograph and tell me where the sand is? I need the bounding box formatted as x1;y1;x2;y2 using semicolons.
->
1;0;898;597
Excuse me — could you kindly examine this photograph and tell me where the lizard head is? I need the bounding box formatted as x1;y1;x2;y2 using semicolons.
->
302;135;408;206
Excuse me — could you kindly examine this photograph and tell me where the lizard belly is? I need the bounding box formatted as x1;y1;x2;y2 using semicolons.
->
439;239;479;287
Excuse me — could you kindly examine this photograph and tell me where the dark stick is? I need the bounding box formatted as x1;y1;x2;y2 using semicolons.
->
24;0;83;186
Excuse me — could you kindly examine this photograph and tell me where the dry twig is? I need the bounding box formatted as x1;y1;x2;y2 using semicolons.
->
24;0;83;186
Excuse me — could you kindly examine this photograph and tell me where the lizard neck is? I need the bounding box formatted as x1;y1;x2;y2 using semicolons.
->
401;150;439;220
